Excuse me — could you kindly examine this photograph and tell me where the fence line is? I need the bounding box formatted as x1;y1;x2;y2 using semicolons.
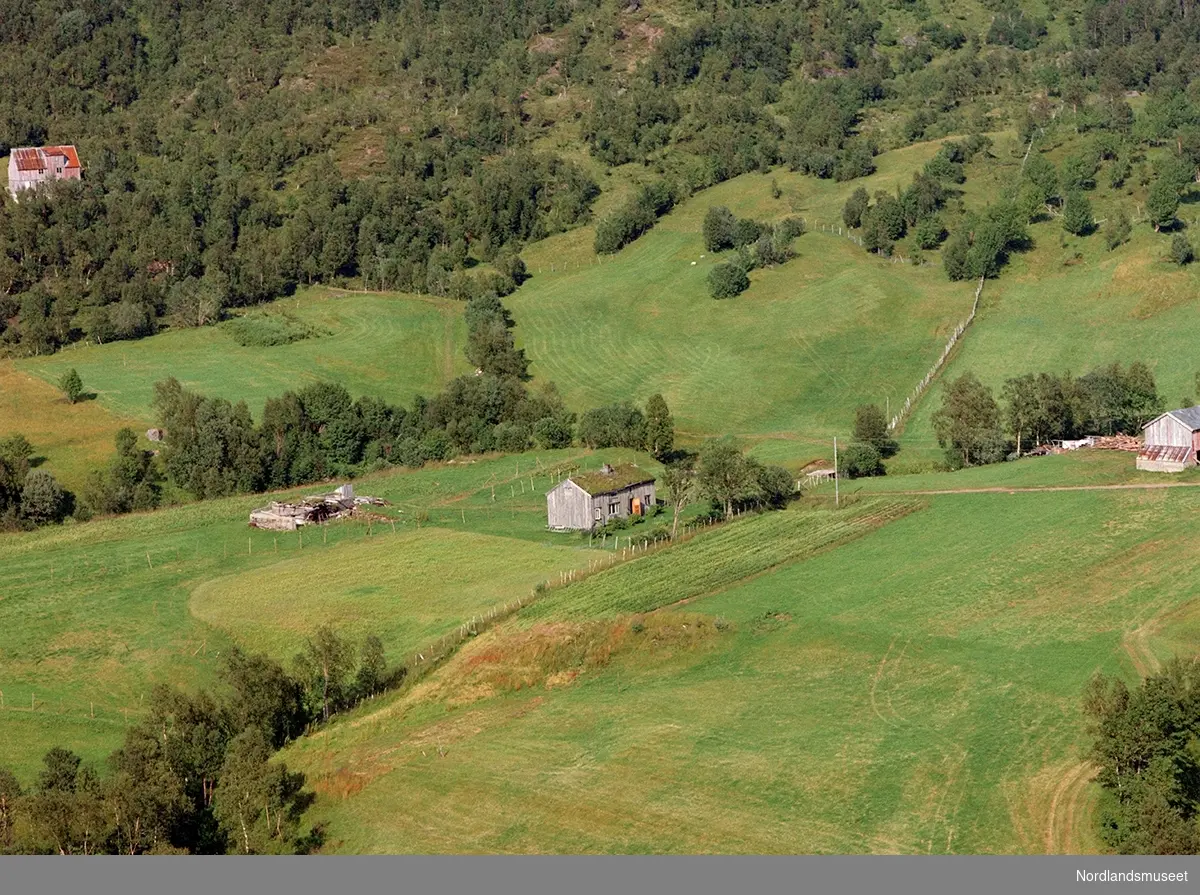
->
888;275;985;433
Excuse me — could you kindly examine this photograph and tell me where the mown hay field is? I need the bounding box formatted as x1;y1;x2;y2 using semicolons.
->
0;448;616;782
191;527;596;664
283;488;1200;853
18;288;467;423
509;162;975;464
0;360;146;492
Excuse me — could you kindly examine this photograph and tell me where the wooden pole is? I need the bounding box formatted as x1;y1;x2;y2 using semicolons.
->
833;437;840;508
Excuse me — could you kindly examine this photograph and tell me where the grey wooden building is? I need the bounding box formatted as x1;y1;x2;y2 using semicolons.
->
1137;406;1200;472
546;464;656;531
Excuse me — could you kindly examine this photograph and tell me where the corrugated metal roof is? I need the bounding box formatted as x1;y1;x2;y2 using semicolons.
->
1137;444;1193;463
44;145;81;169
10;146;82;172
1169;406;1200;430
12;148;42;171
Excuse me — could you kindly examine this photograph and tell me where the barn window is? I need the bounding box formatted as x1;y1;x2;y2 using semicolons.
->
594;507;601;521
609;501;619;514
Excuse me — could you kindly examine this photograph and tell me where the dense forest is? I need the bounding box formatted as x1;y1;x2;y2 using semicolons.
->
8;0;1200;354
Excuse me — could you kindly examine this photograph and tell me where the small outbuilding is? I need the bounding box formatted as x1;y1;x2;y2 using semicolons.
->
546;464;656;531
1137;406;1200;473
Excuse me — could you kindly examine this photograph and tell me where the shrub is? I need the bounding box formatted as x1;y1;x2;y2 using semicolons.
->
1169;233;1194;266
59;368;84;404
1061;192;1094;236
838;443;884;478
777;217;806;240
703;206;737;252
914;217;946;249
1104;208;1131;251
594;181;675;254
20;470;71;525
224;313;326;348
708;262;750;299
842;187;869;229
732;218;764;248
533;415;574;449
493;421;532;453
942;230;971;280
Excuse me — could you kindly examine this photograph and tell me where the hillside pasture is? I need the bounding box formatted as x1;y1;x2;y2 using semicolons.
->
0;360;144;492
511;227;974;461
283;487;1200;853
191;528;596;664
0;448;613;782
18;288;467;423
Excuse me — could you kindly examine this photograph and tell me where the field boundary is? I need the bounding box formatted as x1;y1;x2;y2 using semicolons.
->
889;276;985;433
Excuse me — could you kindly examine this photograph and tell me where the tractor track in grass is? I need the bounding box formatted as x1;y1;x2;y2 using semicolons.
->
1045;761;1098;855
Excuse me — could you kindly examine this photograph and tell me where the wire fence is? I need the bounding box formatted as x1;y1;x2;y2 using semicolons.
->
888;276;986;434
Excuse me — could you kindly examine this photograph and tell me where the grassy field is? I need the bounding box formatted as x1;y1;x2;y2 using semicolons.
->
510;150;975;464
282;486;1200;853
0;447;638;782
892;132;1200;467
8;141;971;474
191;528;596;664
0;360;144;492
18;288;468;423
851;448;1200;493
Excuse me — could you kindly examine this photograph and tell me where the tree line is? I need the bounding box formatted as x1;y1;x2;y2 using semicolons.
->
0;625;390;854
932;362;1163;468
1084;659;1200;855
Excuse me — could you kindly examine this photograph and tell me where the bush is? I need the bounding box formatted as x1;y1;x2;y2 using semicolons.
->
1061;192;1094;236
777;217;806;240
595;181;676;254
732;218;764;248
708;262;750;299
914;217;946;249
942;230;971;280
702;206;737;252
533;415;574;449
842;187;869;229
223;313;326;348
838;443;884;478
577;402;647;449
1169;233;1194;266
1104;208;1131;251
59;368;84;404
20;470;71;525
493;253;529;287
493;421;532;453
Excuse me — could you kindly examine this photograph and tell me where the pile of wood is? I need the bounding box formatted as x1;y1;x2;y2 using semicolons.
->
1092;434;1141;452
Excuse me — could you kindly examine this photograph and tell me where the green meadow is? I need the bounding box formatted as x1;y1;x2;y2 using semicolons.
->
282;487;1200;853
13;143;978;473
19;288;468;423
0;448;642;781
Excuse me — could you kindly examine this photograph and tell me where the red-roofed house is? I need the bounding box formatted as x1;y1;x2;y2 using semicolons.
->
7;146;82;198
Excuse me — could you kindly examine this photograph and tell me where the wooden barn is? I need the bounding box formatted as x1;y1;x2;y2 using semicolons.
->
546;464;656;531
1137;406;1200;473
